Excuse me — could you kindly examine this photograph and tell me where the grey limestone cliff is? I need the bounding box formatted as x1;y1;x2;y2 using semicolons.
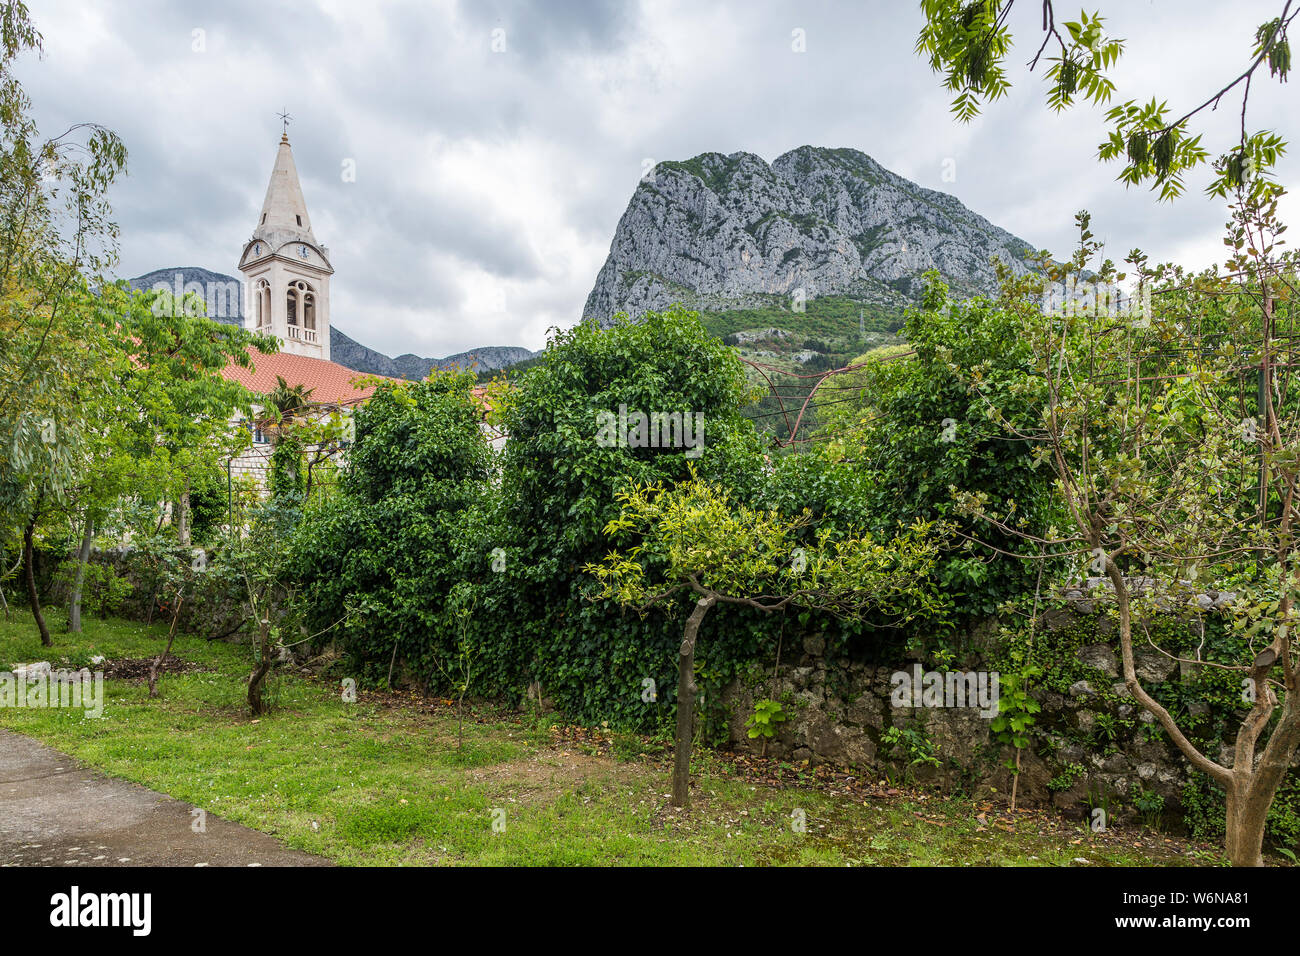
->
583;146;1038;323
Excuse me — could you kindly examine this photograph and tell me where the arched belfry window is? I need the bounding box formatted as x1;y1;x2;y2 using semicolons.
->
287;280;314;328
256;279;270;328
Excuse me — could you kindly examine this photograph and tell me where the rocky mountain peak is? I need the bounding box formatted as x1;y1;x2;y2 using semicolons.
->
583;145;1038;323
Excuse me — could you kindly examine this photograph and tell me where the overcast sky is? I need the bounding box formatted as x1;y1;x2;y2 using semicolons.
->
16;0;1299;358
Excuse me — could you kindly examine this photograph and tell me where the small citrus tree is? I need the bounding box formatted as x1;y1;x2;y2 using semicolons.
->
587;472;945;807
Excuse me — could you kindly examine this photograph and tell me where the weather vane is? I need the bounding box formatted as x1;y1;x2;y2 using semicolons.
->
277;109;292;136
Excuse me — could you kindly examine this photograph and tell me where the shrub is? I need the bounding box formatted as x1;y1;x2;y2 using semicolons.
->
188;465;229;543
815;275;1061;625
290;371;494;688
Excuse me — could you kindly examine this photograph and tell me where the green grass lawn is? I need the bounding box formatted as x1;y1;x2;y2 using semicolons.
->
0;609;1226;866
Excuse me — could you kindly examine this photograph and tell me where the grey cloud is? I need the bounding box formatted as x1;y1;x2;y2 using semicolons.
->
14;0;1298;358
451;0;640;57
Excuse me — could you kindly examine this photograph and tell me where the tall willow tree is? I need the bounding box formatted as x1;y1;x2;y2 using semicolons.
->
0;1;125;642
0;2;274;640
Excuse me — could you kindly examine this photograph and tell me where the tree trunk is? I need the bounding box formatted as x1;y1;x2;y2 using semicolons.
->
248;657;273;715
0;555;10;622
1226;691;1300;866
1106;559;1300;866
1224;777;1268;867
175;483;192;547
247;612;274;715
68;516;93;633
174;477;192;547
1010;747;1021;812
1103;561;1259;858
672;594;716;808
23;517;51;647
148;597;183;699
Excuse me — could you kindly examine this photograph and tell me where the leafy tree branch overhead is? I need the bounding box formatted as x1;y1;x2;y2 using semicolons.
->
917;0;1295;200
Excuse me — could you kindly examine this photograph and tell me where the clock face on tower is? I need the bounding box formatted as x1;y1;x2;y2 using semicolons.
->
253;243;262;256
298;244;309;259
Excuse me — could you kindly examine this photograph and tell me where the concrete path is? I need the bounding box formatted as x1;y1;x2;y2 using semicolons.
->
0;729;329;867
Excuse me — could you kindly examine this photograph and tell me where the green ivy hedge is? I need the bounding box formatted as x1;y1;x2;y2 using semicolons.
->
289;309;951;735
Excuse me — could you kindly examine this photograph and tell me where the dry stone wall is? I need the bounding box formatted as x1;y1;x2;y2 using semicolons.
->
721;606;1256;829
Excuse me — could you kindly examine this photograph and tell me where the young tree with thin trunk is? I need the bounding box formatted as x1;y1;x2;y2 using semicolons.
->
437;582;480;751
588;472;945;808
956;199;1300;865
66;514;93;632
244;580;277;716
235;497;300;715
21;506;49;646
147;595;182;699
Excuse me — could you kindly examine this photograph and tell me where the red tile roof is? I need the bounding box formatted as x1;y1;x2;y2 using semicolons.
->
221;348;496;420
220;349;391;405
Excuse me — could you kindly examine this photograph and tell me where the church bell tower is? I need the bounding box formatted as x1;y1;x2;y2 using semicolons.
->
238;129;333;360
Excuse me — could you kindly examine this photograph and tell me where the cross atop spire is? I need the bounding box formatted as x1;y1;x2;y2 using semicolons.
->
277;109;292;141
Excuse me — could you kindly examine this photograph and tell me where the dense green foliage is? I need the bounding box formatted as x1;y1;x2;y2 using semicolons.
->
293;308;935;734
289;371;492;686
269;434;306;501
461;309;774;729
815;274;1058;624
700;294;902;342
188;465;229;543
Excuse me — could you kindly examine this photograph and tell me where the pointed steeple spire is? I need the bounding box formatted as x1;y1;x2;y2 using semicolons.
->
253;133;316;247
